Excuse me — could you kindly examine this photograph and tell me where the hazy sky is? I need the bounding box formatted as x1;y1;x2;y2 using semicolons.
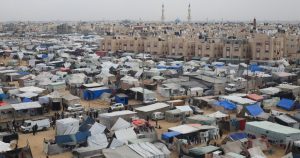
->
0;0;299;22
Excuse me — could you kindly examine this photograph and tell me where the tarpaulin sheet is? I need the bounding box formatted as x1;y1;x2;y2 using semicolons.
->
229;133;248;141
161;131;181;140
277;98;295;111
215;100;237;110
246;104;264;116
55;131;91;145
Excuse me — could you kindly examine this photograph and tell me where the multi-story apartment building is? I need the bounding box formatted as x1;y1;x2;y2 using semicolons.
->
285;34;300;60
249;34;284;60
222;37;250;59
195;38;223;58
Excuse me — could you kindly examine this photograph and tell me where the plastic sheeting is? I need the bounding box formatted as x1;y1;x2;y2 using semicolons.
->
277;98;295;111
115;127;137;143
87;133;108;148
56;118;80;136
214;100;237;110
246;104;264;116
161;131;181;140
111;118;131;131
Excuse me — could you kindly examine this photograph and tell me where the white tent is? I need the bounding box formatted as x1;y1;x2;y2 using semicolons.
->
87;133;108;148
89;122;106;135
56;118;79;135
115;127;137;143
0;141;12;152
111;117;131;131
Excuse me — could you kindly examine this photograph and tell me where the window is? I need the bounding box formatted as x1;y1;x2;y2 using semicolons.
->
256;48;261;53
234;47;239;52
256;42;262;46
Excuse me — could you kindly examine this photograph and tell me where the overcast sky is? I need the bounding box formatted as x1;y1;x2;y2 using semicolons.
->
0;0;299;22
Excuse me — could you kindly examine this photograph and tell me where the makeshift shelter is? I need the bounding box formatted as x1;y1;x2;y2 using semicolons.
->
245;121;300;143
135;103;170;119
220;95;257;106
11;102;42;117
275;114;300;129
111;117;131;131
246;94;263;102
188;146;220;157
277;98;295;111
120;76;139;90
245;103;265;117
62;94;80;107
186;115;217;126
103;145;143;158
128;142;170;158
115;94;128;105
165;109;185;122
98;110;137;129
248;147;266;158
115;127;137;144
207;111;229;120
56;118;80;136
213;100;237;112
72;146;103;158
175;105;193;116
129;87;156;103
161;131;181;141
260;87;281;95
83;87;111;100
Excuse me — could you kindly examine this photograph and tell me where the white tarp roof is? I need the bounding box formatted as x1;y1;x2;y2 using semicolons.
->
56;118;79;135
168;125;199;134
0;141;12;152
103;145;143;158
176;105;193;112
115;127;137;143
89;122;106;135
19;86;45;94
111;117;131;131
11;101;41;110
208;111;229;118
260;87;281;95
16;92;38;98
135;103;170;113
87;133;108;149
100;110;137;117
276;115;297;124
248;147;266;158
128;142;168;158
109;138;125;149
220;95;257;105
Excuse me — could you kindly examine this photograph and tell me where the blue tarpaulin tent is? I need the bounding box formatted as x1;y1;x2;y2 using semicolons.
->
277;98;295;111
115;94;128;105
55;131;91;145
83;87;111;100
249;64;263;72
215;100;237;110
246;103;264;116
79;117;95;132
22;98;32;102
229;133;248;141
161;131;181;140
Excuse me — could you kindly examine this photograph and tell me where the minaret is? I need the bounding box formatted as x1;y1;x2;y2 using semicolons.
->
187;3;191;23
161;4;165;23
253;17;257;30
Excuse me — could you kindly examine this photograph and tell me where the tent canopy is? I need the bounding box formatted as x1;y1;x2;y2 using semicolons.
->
246;104;264;117
277;98;295;111
161;131;181;140
215;100;237;110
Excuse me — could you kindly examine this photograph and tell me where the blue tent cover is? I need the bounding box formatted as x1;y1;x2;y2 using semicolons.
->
215;100;237;110
246;103;264;116
161;131;181;140
229;133;248;141
277;98;295;111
